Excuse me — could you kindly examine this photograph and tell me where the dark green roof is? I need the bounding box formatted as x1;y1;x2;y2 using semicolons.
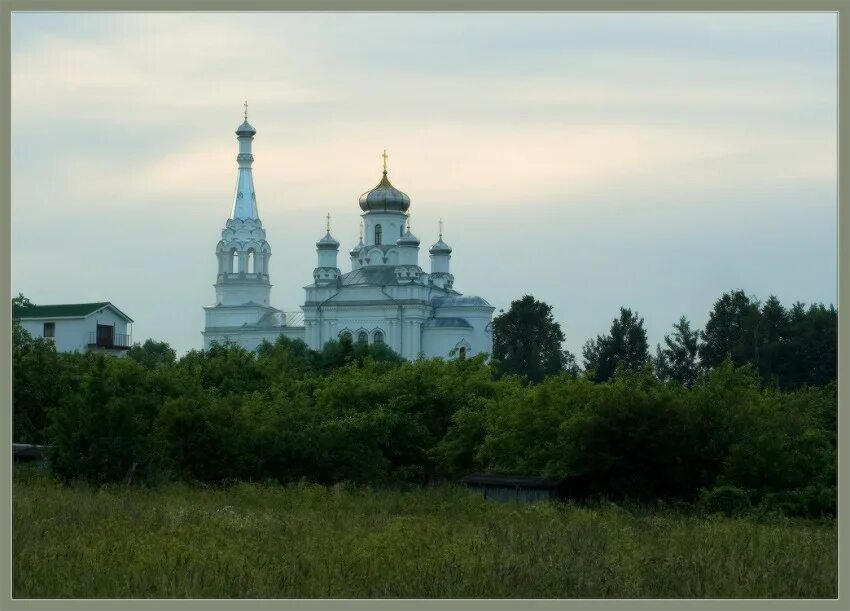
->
13;302;133;322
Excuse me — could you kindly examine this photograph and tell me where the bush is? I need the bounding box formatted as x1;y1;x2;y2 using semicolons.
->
13;323;834;518
699;485;751;517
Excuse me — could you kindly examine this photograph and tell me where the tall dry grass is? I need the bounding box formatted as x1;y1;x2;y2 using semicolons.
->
13;467;836;598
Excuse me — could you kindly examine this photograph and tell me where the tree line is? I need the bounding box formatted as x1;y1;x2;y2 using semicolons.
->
493;290;836;390
12;290;836;517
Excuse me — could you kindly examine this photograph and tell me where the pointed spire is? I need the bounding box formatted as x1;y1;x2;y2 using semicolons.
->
231;109;259;220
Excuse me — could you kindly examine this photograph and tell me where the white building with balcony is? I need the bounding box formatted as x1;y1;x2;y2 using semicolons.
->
202;112;494;359
13;302;134;355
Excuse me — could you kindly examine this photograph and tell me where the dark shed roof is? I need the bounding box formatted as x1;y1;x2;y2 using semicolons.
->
461;473;562;489
13;443;47;461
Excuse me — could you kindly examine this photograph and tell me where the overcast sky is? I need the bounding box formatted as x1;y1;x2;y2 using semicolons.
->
11;12;837;358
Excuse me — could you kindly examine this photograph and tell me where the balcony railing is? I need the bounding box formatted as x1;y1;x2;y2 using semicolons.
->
88;332;132;350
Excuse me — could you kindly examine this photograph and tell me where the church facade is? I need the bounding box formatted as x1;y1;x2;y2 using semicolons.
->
202;113;494;360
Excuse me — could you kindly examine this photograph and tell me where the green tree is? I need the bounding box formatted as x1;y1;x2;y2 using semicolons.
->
786;303;837;389
720;384;836;515
47;355;159;484
12;294;64;444
552;368;698;501
757;295;790;387
128;339;177;369
178;342;265;396
654;316;702;388
582;307;649;383
12;293;33;308
699;290;761;370
492;295;573;384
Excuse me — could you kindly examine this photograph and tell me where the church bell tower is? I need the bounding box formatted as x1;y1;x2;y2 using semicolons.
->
213;103;272;307
202;104;279;350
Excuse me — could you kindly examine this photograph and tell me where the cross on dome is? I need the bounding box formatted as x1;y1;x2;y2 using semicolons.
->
382;149;388;174
244;100;248;121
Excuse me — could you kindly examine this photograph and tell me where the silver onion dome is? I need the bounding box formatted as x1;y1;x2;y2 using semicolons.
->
397;229;420;246
359;170;411;213
316;233;340;250
429;237;452;255
236;120;256;137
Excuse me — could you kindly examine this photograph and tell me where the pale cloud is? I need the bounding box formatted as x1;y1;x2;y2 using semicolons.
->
48;118;834;217
10;12;837;355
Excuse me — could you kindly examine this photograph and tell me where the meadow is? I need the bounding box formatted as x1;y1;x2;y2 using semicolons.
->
13;467;837;599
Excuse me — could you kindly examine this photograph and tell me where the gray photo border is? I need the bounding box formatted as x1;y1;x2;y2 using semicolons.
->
0;1;846;610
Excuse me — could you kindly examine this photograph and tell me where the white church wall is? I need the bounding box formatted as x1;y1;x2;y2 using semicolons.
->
214;278;272;306
432;308;494;358
205;305;271;328
421;327;475;359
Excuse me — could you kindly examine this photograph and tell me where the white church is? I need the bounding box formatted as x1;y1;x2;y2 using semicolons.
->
202;111;494;360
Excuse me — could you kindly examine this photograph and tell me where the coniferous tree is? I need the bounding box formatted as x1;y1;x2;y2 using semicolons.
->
787;302;837;389
654;315;702;388
757;295;790;387
583;307;649;383
699;290;761;370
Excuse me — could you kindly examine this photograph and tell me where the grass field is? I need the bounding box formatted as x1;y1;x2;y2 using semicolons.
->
13;466;836;598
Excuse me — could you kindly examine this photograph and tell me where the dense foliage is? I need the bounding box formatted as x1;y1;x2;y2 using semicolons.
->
583;307;650;382
11;289;837;518
492;295;578;383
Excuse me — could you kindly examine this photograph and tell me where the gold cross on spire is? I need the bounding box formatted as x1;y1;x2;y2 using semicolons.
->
406;215;411;232
382;149;388;173
243;100;248;121
439;218;443;240
326;212;331;233
359;221;363;242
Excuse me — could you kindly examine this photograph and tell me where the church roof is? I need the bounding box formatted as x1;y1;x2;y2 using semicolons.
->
432;295;492;308
359;171;411;213
339;266;399;287
253;310;304;328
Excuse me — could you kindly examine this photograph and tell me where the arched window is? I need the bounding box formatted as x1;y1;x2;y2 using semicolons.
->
358;331;368;344
375;224;382;245
373;330;384;344
340;331;353;343
247;250;255;273
459;346;467;360
231;249;239;273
